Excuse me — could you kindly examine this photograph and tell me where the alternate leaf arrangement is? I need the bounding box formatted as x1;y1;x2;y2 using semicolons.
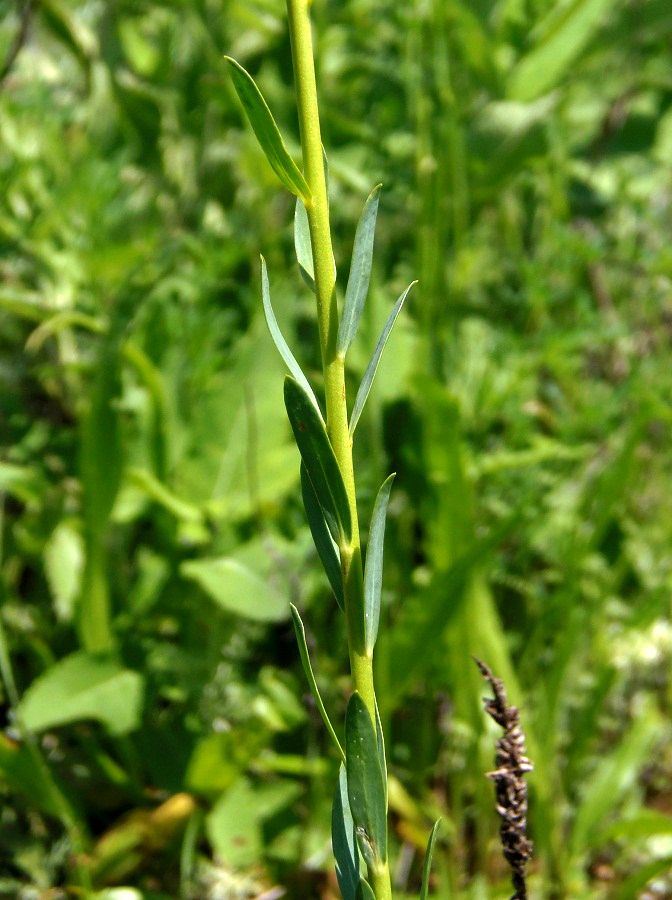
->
225;2;435;897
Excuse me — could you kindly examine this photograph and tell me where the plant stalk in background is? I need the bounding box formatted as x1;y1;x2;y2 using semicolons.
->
225;1;436;897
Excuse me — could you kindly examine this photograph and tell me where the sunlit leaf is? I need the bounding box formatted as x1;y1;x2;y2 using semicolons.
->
18;652;144;736
363;474;394;655
350;282;415;435
337;185;381;356
225;57;310;202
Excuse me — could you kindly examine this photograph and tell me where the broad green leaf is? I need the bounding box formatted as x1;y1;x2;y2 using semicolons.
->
507;0;612;102
261;257;322;417
350;282;415;435
294;199;314;291
181;556;289;622
225;57;310;202
345;693;387;867
363;474;395;655
18;652;144;736
301;463;343;608
420;819;441;900
337;185;382;356
290;604;345;761
332;764;359;900
357;881;376;900
284;376;352;542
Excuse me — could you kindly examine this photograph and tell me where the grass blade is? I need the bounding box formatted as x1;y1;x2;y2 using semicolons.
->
284;376;352;542
261;257;321;418
420;819;441;900
290;604;345;762
225;57;311;202
346;692;387;867
300;463;344;608
350;282;415;435
332;763;360;900
363;473;395;655
337;185;382;356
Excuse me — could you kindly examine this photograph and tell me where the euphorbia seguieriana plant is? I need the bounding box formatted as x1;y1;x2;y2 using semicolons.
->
226;2;438;897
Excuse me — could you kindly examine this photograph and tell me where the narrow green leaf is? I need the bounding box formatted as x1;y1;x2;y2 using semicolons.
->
294;199;314;291
284;376;352;542
363;474;395;655
332;764;360;900
18;652;144;736
300;464;344;608
357;880;376;900
261;257;322;417
290;604;345;762
350;282;415;435
224;57;311;202
346;693;387;867
337;185;382;356
420;819;441;900
507;0;612;102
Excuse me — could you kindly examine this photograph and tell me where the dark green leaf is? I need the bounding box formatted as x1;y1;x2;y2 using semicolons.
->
261;257;321;417
225;57;310;202
284;376;352;542
350;282;415;435
332;764;359;900
420;819;441;900
364;473;395;654
337;185;382;356
345;693;387;866
357;880;376;900
300;464;344;607
290;604;345;761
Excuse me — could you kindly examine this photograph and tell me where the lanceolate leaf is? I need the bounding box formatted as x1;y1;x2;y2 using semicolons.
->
261;257;321;417
290;604;345;761
284;376;352;542
350;282;416;435
420;819;441;900
294;199;315;291
337;185;382;356
300;464;344;607
332;764;360;900
345;693;387;867
363;474;395;655
225;57;311;202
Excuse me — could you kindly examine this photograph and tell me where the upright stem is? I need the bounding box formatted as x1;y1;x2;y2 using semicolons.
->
285;2;392;897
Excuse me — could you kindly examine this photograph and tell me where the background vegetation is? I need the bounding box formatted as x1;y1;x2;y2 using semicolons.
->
1;0;672;897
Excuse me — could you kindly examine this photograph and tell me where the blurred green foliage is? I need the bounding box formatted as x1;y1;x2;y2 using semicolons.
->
1;0;672;897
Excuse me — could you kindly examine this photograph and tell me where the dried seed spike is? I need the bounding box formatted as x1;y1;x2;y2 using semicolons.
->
474;657;533;900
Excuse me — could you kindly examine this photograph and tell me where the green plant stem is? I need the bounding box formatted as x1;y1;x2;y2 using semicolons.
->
285;3;391;897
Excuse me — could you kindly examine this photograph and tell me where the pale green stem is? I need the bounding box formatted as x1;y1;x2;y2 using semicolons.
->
285;2;392;897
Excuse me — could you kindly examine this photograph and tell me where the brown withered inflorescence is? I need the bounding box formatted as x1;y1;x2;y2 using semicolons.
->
475;658;534;900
